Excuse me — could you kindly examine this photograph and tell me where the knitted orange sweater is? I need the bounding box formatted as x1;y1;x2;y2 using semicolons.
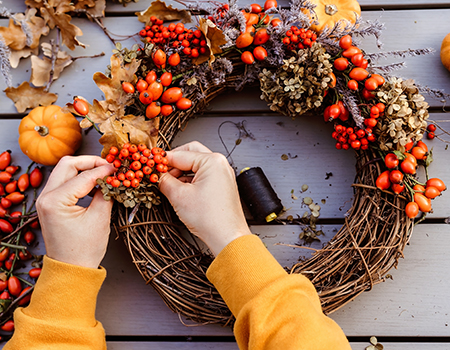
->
5;235;350;349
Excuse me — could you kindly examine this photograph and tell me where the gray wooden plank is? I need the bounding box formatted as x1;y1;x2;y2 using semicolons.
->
1;9;450;114
104;342;450;350
6;0;450;15
332;224;450;337
351;344;450;350
106;343;238;350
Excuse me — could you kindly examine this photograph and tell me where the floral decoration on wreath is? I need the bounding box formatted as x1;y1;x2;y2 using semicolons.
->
64;0;447;325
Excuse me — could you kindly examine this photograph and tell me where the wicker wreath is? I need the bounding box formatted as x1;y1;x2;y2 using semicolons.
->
66;0;437;326
110;67;413;325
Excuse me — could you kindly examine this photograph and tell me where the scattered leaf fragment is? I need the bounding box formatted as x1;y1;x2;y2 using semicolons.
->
303;197;313;205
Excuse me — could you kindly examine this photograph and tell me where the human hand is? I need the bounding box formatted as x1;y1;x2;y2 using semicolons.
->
159;141;252;256
36;156;116;269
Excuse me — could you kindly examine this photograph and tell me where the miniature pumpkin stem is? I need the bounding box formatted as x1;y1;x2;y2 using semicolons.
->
325;4;338;16
34;125;49;137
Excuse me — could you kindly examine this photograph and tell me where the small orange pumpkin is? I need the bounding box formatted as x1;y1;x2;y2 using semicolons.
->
18;105;82;166
440;33;450;71
307;0;361;33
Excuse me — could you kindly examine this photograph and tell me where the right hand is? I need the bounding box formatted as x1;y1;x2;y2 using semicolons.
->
159;141;252;256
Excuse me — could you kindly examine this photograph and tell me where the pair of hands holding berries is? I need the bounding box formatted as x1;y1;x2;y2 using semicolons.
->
36;141;251;269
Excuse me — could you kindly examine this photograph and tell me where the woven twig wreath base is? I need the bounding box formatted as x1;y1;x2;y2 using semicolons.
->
112;66;413;325
112;141;413;326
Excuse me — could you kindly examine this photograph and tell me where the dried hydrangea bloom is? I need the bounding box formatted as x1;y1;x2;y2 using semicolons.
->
259;42;333;118
376;77;429;152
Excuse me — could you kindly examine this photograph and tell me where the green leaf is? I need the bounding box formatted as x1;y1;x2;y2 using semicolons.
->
425;148;433;167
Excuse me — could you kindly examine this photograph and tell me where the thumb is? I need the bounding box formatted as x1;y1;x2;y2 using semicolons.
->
87;188;114;219
159;171;188;202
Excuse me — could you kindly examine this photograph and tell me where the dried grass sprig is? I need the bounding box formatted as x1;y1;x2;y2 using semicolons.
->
365;48;434;61
369;62;406;74
0;36;12;88
337;78;364;128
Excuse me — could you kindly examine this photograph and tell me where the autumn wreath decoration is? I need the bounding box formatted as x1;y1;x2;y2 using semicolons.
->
62;0;446;325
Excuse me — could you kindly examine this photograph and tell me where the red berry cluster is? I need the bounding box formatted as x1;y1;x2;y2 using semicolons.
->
426;123;436;139
332;124;375;151
121;64;192;119
0;150;44;334
139;17;207;59
105;143;168;188
207;3;230;24
282;27;317;50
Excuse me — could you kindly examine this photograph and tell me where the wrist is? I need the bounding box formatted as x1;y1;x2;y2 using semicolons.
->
206;227;253;256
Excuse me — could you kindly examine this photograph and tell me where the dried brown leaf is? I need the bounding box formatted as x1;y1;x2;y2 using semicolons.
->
9;47;39;68
98;115;159;157
193;18;227;65
30;48;73;87
4;81;57;113
64;97;110;128
93;55;140;116
14;8;50;49
135;0;191;25
75;0;106;17
40;5;84;50
0;19;28;51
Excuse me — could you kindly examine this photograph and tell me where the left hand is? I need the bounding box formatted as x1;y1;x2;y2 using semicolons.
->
36;156;116;269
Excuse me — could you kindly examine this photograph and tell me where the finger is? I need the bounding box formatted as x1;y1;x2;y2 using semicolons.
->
52;164;116;205
166;150;212;173
159;172;189;201
170;141;212;153
86;188;114;220
42;156;110;194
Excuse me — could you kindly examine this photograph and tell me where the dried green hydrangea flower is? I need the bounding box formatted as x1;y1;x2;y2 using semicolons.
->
97;178;161;209
259;42;333;118
376;77;429;152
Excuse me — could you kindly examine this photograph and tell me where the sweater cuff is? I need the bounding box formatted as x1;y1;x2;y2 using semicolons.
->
206;234;287;316
23;255;106;327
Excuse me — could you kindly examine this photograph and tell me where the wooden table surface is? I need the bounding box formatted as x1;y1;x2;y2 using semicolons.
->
1;0;450;349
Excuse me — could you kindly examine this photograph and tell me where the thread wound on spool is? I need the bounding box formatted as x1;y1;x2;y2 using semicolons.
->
236;167;283;223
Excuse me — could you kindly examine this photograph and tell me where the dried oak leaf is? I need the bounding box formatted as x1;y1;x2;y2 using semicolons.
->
64;97;110;129
38;2;85;50
93;55;140;116
98;114;159;157
14;8;50;49
193;18;227;65
10;47;39;69
135;0;191;25
0;19;28;51
75;0;106;17
5;81;57;113
30;44;73;87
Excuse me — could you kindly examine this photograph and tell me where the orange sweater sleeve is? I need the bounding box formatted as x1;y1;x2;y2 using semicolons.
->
206;234;351;350
4;255;107;350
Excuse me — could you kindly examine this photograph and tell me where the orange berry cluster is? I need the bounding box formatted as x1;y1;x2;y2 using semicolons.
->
375;141;446;218
139;17;207;59
282;27;317;50
333;35;385;99
236;0;279;65
105;143;168;188
121;65;192;119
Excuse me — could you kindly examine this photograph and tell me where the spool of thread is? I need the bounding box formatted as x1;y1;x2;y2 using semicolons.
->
236;167;283;223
